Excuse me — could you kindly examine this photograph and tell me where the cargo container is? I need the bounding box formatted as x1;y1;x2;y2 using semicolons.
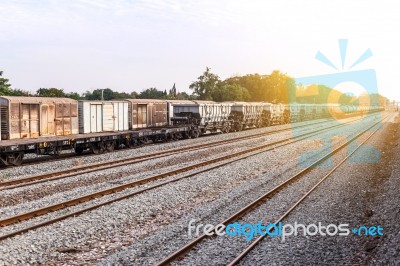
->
78;101;129;133
0;96;78;140
125;99;168;129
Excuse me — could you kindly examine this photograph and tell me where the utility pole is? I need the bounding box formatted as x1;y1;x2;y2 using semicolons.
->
101;89;104;101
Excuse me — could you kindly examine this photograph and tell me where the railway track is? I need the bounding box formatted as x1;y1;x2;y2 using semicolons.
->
3;115;372;169
155;114;389;265
0;114;378;241
0;116;364;191
2;119;329;168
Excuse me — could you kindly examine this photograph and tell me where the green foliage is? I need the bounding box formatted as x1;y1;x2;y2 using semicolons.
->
138;88;166;99
84;88;113;100
176;91;191;100
168;83;177;99
224;71;296;103
212;83;250;102
36;88;66;97
224;74;266;101
8;88;31;96
65;92;82;100
189;67;220;100
0;71;12;96
83;89;137;100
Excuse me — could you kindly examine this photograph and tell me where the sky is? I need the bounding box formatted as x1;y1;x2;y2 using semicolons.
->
0;0;399;101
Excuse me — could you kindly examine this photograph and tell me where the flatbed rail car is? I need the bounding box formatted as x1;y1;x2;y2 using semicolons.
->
0;126;190;166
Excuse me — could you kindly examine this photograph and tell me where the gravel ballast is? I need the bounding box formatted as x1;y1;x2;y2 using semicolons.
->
0;113;397;265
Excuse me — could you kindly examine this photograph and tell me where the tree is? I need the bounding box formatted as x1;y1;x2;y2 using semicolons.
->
168;83;177;99
83;88;114;100
212;83;250;102
224;74;267;102
11;89;31;96
176;91;190;100
189;67;220;100
266;70;296;103
0;71;12;96
65;92;82;100
36;88;66;97
138;88;166;99
224;71;296;103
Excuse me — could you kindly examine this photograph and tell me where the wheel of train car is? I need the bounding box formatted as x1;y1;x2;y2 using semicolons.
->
74;147;84;155
8;152;24;166
164;134;171;142
124;139;133;148
139;137;149;145
191;130;199;138
90;142;105;154
106;141;115;152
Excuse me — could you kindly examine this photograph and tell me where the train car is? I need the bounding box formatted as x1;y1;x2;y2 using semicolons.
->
171;101;233;134
315;104;329;118
284;103;301;122
78;101;129;133
229;102;265;130
166;100;197;125
125;99;168;129
0;96;78;140
261;103;285;126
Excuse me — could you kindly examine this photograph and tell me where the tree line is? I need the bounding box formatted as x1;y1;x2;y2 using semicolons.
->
0;69;389;105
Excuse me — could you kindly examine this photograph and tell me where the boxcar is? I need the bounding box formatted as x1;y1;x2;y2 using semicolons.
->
78;101;129;133
125;99;168;129
0;96;78;140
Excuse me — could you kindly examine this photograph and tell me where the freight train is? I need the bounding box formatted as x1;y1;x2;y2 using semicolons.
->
0;96;383;166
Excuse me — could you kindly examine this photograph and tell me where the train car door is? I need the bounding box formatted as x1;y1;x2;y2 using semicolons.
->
21;103;39;138
137;104;147;128
102;102;114;131
90;103;102;132
41;105;49;135
40;104;55;135
151;104;156;126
